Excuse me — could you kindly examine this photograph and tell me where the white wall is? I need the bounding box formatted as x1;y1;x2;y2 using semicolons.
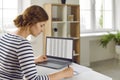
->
115;0;120;30
80;34;115;66
90;40;115;62
31;0;79;6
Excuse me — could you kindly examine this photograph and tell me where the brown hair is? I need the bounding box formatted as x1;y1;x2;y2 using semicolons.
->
14;5;48;28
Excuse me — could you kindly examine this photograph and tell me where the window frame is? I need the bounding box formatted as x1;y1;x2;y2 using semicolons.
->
80;0;116;33
0;0;22;33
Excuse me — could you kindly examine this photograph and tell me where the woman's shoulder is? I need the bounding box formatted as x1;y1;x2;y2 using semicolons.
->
3;33;28;42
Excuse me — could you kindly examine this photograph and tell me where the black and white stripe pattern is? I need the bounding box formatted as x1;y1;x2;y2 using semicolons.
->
0;33;49;80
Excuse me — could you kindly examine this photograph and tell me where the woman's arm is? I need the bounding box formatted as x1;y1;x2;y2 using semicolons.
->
35;55;73;80
34;55;47;63
17;41;49;80
48;67;73;80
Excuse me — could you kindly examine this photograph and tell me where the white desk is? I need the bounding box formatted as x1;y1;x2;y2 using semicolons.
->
36;63;112;80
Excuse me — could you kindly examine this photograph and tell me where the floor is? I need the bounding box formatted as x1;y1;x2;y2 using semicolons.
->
90;59;120;80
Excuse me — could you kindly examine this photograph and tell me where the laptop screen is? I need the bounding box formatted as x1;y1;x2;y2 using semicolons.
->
46;37;73;59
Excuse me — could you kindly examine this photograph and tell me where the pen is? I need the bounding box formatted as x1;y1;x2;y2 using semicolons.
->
68;65;69;68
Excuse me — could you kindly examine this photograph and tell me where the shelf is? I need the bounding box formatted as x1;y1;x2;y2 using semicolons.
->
73;53;80;56
52;21;80;24
67;37;79;40
44;3;80;64
52;21;66;24
67;21;80;23
51;4;66;6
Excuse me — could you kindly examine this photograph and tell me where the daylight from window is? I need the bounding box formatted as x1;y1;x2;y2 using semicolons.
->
80;0;113;33
0;0;18;32
80;0;91;31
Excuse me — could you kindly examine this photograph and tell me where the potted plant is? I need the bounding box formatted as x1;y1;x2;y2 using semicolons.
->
99;31;120;59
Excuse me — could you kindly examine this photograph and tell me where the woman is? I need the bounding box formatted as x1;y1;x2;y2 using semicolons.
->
0;5;73;80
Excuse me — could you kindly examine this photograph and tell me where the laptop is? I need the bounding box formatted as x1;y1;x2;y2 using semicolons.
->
37;36;74;69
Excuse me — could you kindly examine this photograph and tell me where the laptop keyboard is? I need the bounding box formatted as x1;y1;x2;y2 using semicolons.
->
37;58;71;69
43;60;67;65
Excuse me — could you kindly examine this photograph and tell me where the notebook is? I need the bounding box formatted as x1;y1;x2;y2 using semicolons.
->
37;37;74;69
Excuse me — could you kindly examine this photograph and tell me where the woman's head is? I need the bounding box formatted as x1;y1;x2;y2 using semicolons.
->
14;5;48;28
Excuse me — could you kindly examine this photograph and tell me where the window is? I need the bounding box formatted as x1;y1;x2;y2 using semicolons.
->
0;0;22;32
80;0;114;33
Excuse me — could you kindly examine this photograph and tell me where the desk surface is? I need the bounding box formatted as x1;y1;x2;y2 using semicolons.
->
36;63;112;80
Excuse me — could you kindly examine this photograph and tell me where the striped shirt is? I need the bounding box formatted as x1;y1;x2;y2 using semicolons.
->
0;33;49;80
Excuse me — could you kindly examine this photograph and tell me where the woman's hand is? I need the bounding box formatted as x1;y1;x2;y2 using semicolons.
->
62;67;73;78
48;67;73;80
35;55;47;63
